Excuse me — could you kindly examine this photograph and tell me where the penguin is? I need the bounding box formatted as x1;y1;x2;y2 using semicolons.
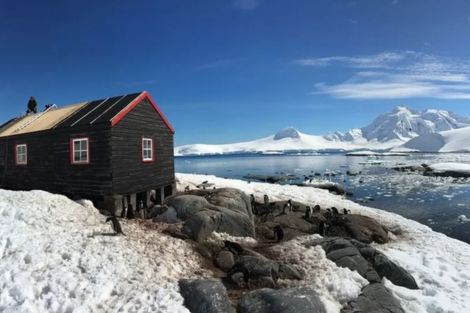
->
227;262;250;284
282;202;289;215
224;240;244;255
273;225;284;242
343;208;351;215
313;205;321;213
331;207;339;216
319;221;326;236
305;206;312;219
286;199;292;212
106;216;126;236
184;186;190;192
263;194;269;205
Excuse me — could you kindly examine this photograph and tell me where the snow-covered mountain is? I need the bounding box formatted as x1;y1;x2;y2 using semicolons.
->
174;106;470;156
391;126;470;153
174;127;401;156
324;106;470;143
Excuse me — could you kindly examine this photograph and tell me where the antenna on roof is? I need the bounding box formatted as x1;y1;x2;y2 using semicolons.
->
12;104;57;134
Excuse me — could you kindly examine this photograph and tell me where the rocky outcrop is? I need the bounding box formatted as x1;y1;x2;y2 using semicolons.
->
161;188;255;242
343;283;405;313
291;182;346;195
237;287;326;313
305;237;419;289
179;279;233;313
422;164;470;178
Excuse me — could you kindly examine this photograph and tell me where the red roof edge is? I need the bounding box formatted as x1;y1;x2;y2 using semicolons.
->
111;91;175;134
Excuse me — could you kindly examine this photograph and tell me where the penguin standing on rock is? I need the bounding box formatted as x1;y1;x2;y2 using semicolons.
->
105;216;126;236
305;206;312;219
273;225;284;242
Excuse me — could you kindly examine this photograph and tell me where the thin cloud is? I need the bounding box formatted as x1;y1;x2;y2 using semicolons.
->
294;52;405;69
299;51;470;100
349;19;358;24
229;0;259;11
392;0;398;5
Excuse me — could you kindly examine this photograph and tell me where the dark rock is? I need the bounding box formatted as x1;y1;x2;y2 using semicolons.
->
291;182;346;195
305;237;418;289
423;167;470;178
326;215;390;244
392;165;425;173
238;256;280;281
373;252;419;290
243;174;297;184
346;283;405;313
278;263;302;280
237;287;326;313
179;279;233;313
215;251;235;271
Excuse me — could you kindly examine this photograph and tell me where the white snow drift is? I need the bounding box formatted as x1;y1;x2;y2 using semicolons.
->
0;190;212;313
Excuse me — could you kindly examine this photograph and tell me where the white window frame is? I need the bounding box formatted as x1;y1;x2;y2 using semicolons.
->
72;138;89;164
142;138;153;162
16;144;27;165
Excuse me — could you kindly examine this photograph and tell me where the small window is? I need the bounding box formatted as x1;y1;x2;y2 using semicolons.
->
16;144;27;165
71;138;89;164
142;138;154;162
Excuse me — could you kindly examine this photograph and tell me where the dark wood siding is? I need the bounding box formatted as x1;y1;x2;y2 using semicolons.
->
111;98;175;195
0;124;113;197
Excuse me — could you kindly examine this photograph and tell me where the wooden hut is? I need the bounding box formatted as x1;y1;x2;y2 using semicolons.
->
0;91;175;216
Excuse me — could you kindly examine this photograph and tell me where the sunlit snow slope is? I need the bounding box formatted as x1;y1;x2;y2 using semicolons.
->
392;126;470;152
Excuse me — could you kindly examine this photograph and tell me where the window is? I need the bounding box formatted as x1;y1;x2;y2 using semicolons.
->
142;138;154;162
71;138;89;164
15;144;27;165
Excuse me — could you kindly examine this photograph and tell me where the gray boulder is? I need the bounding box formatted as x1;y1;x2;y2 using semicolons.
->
306;237;419;289
164;188;255;242
215;251;235;271
344;283;405;313
237;287;326;313
178;279;233;313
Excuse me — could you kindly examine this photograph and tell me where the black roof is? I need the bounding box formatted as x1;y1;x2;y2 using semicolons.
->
54;92;142;129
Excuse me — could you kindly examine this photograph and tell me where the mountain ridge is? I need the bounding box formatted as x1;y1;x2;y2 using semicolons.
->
174;106;470;156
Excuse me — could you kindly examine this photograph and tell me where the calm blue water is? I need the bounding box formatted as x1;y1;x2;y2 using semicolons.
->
175;154;470;244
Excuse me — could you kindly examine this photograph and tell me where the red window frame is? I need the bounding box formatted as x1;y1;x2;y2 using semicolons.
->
142;137;154;163
15;143;27;165
70;137;90;165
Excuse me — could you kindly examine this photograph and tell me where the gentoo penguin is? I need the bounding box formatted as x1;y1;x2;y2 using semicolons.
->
273;225;284;242
224;240;244;255
106;216;126;236
227;262;250;284
305;206;312;219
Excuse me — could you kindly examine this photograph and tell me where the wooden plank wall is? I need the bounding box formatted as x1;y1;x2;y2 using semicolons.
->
111;98;175;195
0;124;113;197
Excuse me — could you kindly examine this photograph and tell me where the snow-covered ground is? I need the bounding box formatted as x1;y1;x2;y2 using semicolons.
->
177;173;470;313
0;190;212;313
2;171;470;313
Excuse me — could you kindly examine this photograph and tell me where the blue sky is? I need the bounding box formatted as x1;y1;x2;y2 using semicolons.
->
1;0;470;146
